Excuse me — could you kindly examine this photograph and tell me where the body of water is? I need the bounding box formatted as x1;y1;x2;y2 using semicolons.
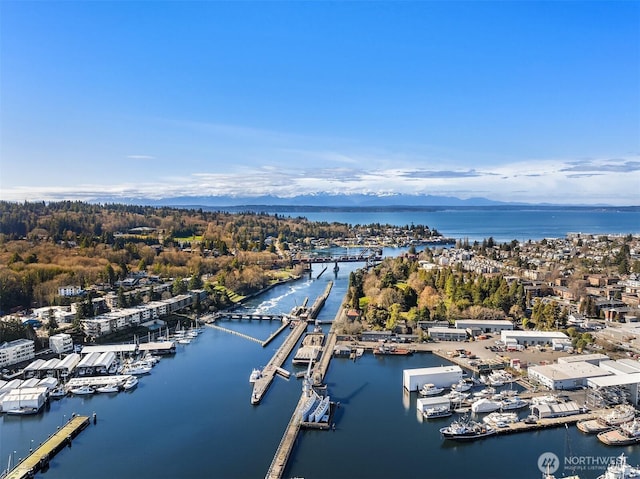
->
2;210;638;479
268;207;640;243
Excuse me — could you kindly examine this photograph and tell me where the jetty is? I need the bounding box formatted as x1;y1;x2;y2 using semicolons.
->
5;415;91;479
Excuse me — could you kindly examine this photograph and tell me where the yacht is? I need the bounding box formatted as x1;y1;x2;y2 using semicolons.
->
471;398;501;414
70;385;95;395
423;405;452;419
596;453;640;479
96;383;121;394
451;379;472;392
49;387;67;399
420;383;445;396
500;396;529;411
483;412;518;425
123;376;139;391
249;368;262;383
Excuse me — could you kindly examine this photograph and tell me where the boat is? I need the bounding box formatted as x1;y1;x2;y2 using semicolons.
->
373;344;413;356
451;379;472;392
5;406;41;415
578;404;637;434
249;368;262;383
597;418;640;446
96;383;121;394
423;405;452;419
49;387;67;399
123;363;152;375
439;417;497;441
500;396;529;410
70;385;95;395
471;398;501;414
419;383;445;396
483;412;518;426
596;453;640;479
122;377;139;391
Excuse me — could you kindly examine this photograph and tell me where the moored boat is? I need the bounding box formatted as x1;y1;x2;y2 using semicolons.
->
423;405;452;419
471;398;501;414
5;406;42;415
439;417;496;441
597;418;640;446
123;377;139;391
249;368;262;383
70;385;95;395
420;383;445;396
499;396;529;411
49;387;67;399
373;344;413;356
96;383;121;394
596;453;640;479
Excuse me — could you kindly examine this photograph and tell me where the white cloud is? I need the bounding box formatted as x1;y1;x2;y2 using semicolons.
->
1;156;638;205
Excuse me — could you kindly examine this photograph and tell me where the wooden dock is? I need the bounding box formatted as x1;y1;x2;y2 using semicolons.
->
265;394;305;479
5;415;90;479
493;411;598;436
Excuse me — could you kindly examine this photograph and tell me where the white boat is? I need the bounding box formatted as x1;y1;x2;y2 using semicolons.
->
471;398;501;414
423;405;452;419
597;453;640;479
178;338;192;345
420;383;445;396
96;383;121;394
483;412;518;425
49;387;66;399
500;397;529;410
249;368;262;383
601;404;637;426
123;377;139;391
70;385;95;395
5;406;41;415
473;387;496;398
123;364;152;375
451;379;471;392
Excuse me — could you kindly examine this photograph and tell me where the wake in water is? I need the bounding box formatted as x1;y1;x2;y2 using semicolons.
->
252;279;313;314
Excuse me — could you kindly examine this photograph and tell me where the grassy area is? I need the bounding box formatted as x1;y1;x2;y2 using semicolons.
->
212;284;246;303
173;235;203;243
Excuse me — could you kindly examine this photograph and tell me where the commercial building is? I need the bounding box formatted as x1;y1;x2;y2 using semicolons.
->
403;365;463;392
500;330;569;347
0;339;35;368
454;319;514;334
557;353;609;366
0;386;48;413
428;327;467;341
528;361;611;390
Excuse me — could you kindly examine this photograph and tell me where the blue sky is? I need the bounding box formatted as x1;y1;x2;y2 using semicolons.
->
1;1;638;205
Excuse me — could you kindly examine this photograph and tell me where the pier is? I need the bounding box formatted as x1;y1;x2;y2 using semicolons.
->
207;323;264;345
5;415;90;479
212;312;284;321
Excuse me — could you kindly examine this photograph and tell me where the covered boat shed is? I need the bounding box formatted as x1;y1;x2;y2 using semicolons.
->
587;373;640;406
403;365;463;392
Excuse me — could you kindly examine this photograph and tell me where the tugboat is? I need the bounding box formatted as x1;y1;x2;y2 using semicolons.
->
597;418;640;446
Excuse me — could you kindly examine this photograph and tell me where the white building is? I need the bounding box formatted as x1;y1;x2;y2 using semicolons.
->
586;373;640;406
428;327;467;341
49;333;73;354
0;386;48;413
454;319;514;334
557;353;609;366
0;339;35;368
528;361;611;390
500;330;569;347
403;365;463;392
58;286;83;297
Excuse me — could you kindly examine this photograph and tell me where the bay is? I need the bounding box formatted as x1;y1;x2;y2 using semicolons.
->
262;207;640;243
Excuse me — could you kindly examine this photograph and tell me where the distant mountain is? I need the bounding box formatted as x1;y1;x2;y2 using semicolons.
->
96;193;511;208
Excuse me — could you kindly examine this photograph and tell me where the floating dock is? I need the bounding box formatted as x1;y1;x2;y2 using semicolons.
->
5;415;91;479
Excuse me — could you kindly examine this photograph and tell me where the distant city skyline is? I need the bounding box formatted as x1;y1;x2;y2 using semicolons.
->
1;1;638;205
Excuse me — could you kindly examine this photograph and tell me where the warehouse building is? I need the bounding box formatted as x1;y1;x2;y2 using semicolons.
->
528;361;611;390
403;365;463;392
